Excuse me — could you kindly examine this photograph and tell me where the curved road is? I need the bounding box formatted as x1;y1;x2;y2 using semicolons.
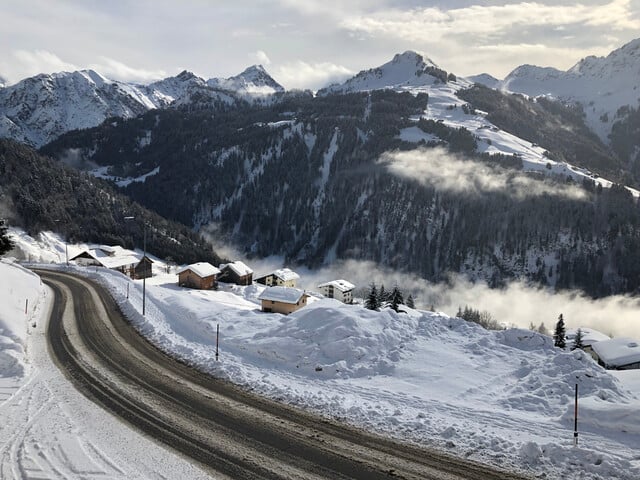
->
39;270;531;480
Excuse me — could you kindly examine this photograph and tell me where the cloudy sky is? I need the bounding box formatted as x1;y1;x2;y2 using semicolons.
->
0;0;638;89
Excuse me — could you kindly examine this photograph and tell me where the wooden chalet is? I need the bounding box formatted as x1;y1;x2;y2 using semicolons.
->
177;262;221;290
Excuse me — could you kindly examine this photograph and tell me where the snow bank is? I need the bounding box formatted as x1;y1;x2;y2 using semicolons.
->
0;259;45;378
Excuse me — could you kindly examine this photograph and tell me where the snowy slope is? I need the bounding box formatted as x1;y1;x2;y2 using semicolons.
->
324;50;637;195
208;64;285;96
486;38;640;142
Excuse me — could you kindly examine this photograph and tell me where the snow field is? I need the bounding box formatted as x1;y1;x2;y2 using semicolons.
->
6;231;640;479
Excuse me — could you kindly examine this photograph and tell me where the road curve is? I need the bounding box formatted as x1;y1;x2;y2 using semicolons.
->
39;269;531;480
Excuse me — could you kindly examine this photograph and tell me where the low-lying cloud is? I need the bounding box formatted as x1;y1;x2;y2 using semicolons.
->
205;237;640;340
380;147;587;200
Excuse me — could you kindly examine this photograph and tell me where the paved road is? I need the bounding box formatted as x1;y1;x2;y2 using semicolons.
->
40;270;531;480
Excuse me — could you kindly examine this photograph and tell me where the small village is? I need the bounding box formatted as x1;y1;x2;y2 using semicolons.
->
66;243;640;372
69;243;355;314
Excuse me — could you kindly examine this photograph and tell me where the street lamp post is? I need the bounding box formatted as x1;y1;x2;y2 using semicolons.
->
125;216;147;316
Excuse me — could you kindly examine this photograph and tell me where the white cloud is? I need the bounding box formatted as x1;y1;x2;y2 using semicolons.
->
273;61;353;90
8;49;79;80
293;259;640;339
380;147;587;200
88;56;167;83
251;50;272;66
341;1;640;42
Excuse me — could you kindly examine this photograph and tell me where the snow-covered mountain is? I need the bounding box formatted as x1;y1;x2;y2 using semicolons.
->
0;65;283;147
0;70;152;147
472;38;640;142
320;50;454;94
208;65;285;96
0;75;6;88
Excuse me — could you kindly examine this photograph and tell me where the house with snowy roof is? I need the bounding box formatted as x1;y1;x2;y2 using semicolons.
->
177;262;221;290
69;247;153;279
219;260;253;286
317;279;355;304
566;328;610;355
255;268;300;288
257;286;309;314
591;337;640;370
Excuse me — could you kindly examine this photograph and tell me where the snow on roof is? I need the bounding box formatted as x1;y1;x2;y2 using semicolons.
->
222;260;253;276
592;337;640;367
177;262;221;278
566;328;610;346
272;268;299;281
70;248;142;268
317;279;355;292
258;286;307;304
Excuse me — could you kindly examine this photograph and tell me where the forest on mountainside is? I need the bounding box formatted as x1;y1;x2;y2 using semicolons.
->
0;139;222;265
39;90;640;297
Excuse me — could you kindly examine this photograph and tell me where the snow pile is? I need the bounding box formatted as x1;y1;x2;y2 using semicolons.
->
0;259;45;378
249;299;417;377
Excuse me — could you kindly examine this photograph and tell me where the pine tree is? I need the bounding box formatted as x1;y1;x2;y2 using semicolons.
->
390;285;404;312
365;283;379;311
554;314;567;348
0;220;14;256
406;294;415;309
378;284;387;306
572;328;585;350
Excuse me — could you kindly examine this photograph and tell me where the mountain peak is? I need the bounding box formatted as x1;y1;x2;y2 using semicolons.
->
320;50;450;94
176;70;200;81
207;65;284;95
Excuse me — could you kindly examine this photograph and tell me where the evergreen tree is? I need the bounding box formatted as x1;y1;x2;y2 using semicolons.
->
554;314;567;348
390;285;404;312
0;220;14;256
378;284;387;306
365;283;379;311
406;294;415;309
572;328;585;350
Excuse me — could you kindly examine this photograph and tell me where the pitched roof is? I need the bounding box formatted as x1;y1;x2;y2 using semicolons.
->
70;248;142;269
592;337;640;367
272;268;299;281
258;286;307;304
317;279;355;292
222;260;253;276
177;262;221;278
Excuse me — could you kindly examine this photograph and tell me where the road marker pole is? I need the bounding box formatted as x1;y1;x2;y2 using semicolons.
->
216;323;220;361
574;383;579;446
